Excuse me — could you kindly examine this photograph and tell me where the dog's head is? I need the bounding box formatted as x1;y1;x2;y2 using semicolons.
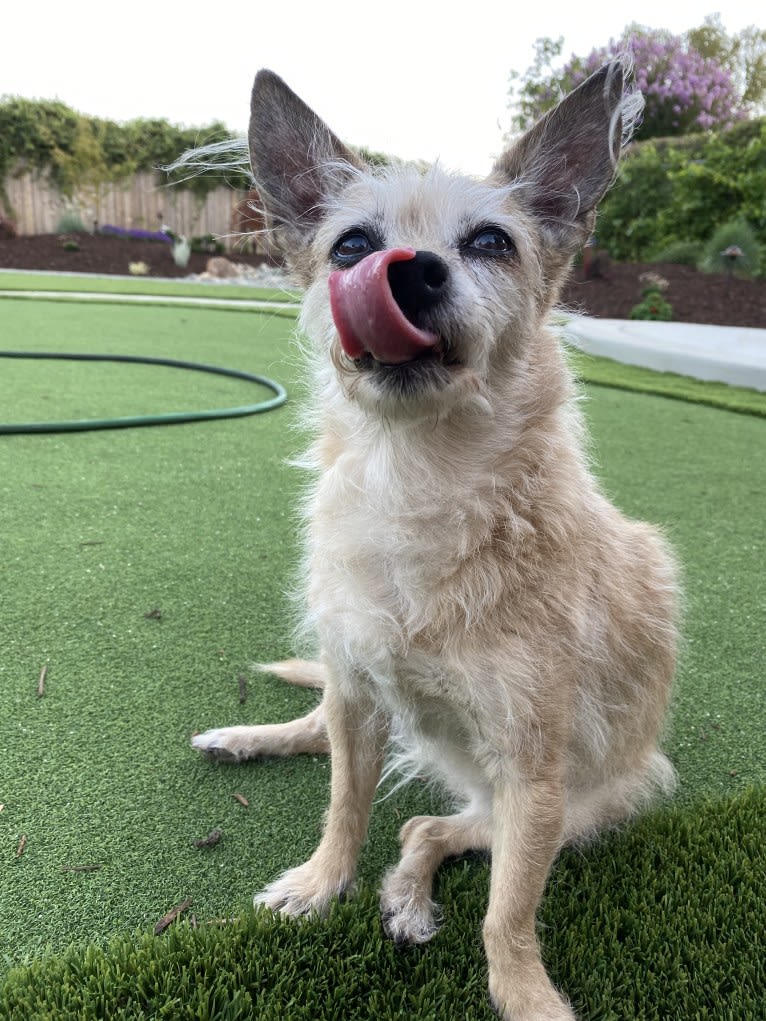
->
248;64;640;418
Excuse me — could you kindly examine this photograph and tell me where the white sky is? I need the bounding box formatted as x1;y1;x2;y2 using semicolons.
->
4;1;763;175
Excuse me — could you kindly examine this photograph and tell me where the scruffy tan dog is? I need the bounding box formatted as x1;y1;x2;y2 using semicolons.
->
193;62;678;1021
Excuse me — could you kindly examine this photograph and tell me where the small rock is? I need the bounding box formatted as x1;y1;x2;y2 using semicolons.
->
205;256;240;279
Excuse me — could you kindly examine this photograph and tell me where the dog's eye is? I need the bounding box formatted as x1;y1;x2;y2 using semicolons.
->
466;228;514;255
332;231;373;264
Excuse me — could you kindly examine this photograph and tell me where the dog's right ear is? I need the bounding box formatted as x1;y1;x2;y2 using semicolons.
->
248;70;365;255
492;60;641;254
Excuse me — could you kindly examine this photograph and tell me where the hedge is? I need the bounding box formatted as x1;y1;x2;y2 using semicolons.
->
0;97;251;205
596;118;766;264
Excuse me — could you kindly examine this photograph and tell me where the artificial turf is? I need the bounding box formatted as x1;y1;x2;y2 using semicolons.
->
1;278;764;1019
0;269;298;304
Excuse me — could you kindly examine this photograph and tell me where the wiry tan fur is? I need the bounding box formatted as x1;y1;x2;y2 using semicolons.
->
192;62;678;1021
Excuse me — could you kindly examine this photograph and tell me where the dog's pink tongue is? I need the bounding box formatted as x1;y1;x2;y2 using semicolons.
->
329;248;439;365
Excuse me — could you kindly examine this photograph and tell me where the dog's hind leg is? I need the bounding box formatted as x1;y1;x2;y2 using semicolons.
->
192;701;328;762
563;749;677;844
380;806;492;945
258;658;326;689
191;660;329;762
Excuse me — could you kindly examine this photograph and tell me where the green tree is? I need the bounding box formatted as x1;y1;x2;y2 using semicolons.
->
506;36;565;135
687;14;766;113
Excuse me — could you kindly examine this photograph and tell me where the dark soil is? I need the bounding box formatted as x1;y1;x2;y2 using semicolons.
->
0;232;269;280
0;232;764;328
562;260;766;329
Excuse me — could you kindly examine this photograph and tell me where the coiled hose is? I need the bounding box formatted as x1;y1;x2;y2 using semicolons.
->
0;351;286;434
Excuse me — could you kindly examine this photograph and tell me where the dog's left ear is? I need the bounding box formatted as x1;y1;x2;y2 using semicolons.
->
493;60;641;251
248;70;365;255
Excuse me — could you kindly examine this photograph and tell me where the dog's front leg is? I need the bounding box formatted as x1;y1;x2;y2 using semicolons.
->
255;679;388;917
484;774;575;1021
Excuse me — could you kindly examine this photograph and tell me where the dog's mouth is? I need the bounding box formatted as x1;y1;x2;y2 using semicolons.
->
329;248;452;372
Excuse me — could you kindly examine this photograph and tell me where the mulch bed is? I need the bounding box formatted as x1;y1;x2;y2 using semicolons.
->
562;260;766;329
0;232;270;280
0;232;764;328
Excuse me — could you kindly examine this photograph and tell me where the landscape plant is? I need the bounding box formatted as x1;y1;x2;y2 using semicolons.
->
172;236;192;268
191;233;225;255
0;212;17;238
508;23;752;138
629;272;673;321
649;239;704;266
0;97;251;214
699;218;763;277
55;210;88;234
594;121;766;263
100;224;173;243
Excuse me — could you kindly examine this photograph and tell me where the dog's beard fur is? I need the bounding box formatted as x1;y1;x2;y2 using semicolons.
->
192;63;678;1021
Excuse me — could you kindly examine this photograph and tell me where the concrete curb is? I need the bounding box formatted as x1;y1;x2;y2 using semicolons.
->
564;315;766;393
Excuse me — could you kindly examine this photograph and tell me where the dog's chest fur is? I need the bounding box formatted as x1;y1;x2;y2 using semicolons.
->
310;426;498;636
303;410;564;769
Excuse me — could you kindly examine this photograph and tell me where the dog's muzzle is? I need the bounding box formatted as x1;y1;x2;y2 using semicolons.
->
329;248;447;365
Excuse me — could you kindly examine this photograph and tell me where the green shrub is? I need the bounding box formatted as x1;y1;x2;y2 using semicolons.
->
699;219;763;277
596;119;766;262
0;211;17;237
595;142;674;261
650;239;704;265
0;97;250;204
629;272;674;321
55;209;88;233
191;233;225;254
630;294;674;321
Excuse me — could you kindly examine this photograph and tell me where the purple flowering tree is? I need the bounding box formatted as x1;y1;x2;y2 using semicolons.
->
510;26;746;138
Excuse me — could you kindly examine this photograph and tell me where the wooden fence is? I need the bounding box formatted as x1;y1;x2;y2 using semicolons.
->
3;170;247;246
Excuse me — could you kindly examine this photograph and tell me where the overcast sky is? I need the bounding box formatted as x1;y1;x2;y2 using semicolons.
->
4;1;763;175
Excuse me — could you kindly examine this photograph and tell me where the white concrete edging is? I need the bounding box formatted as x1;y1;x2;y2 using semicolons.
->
563;315;766;393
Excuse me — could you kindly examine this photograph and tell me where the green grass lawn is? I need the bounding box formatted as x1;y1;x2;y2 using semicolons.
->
0;269;298;304
1;276;764;1019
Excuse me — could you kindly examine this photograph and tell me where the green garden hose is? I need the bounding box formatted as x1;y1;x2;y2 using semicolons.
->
0;350;287;434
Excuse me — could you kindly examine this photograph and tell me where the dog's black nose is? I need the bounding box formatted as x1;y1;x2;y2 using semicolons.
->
387;251;448;325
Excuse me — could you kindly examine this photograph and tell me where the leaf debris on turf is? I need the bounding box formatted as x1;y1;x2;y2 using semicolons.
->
232;792;249;808
193;828;223;849
153;897;193;935
36;664;47;698
16;834;28;857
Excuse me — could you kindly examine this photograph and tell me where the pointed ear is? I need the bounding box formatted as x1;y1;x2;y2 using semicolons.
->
493;60;642;250
248;70;365;254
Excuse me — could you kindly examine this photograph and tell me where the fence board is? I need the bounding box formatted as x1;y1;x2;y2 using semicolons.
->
3;170;248;248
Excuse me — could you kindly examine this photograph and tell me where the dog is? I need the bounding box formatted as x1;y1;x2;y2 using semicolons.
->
192;61;679;1021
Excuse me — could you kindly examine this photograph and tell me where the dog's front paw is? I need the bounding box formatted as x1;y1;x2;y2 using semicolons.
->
255;861;352;918
379;869;441;945
488;965;575;1021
